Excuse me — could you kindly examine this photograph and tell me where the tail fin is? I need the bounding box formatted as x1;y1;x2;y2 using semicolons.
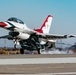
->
34;15;53;34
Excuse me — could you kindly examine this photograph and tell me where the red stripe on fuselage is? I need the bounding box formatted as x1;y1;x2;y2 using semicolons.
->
34;29;43;33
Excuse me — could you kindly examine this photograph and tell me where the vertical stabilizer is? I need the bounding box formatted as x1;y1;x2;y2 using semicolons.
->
34;15;53;34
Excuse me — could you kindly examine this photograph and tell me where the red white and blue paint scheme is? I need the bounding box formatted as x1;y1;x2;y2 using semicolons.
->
0;15;74;54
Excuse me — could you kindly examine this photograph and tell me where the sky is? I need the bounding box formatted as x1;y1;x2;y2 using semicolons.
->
0;0;76;47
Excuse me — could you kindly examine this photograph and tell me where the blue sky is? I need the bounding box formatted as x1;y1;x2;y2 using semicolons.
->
0;0;76;47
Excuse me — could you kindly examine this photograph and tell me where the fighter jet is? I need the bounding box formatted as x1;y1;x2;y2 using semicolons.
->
0;15;74;54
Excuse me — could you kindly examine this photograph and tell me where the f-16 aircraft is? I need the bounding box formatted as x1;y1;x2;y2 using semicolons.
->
0;15;74;54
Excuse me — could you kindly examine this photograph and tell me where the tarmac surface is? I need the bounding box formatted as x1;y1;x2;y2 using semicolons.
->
0;54;76;75
0;63;76;74
0;54;76;58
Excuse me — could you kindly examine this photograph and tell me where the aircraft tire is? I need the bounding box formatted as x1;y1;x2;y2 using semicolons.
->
20;48;24;54
37;48;40;54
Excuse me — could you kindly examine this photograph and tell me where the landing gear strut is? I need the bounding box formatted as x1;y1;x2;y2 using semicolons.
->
20;48;24;54
14;44;17;49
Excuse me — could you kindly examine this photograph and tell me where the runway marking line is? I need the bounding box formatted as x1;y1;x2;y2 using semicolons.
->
0;72;76;75
0;57;76;65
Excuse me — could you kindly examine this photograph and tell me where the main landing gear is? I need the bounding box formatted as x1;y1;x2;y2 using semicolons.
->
19;34;41;54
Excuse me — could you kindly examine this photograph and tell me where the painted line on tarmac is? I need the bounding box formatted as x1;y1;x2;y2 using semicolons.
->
0;57;76;65
0;72;76;75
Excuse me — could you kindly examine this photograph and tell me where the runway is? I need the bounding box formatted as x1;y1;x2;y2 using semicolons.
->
0;54;76;74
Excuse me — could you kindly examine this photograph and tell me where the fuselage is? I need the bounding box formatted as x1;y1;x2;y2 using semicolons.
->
0;16;55;45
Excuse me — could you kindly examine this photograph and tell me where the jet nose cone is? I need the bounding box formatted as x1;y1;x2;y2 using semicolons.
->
0;22;7;27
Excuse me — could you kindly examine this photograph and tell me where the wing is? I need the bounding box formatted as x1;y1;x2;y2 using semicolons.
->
42;34;67;40
40;34;76;40
0;35;14;40
22;29;75;40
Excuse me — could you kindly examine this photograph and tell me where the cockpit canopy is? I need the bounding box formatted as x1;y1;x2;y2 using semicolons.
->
7;17;24;24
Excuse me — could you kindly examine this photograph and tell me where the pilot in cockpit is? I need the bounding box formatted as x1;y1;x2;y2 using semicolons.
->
7;17;24;24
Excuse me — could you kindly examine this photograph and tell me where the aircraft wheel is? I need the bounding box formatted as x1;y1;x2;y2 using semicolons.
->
37;48;40;54
20;48;24;54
